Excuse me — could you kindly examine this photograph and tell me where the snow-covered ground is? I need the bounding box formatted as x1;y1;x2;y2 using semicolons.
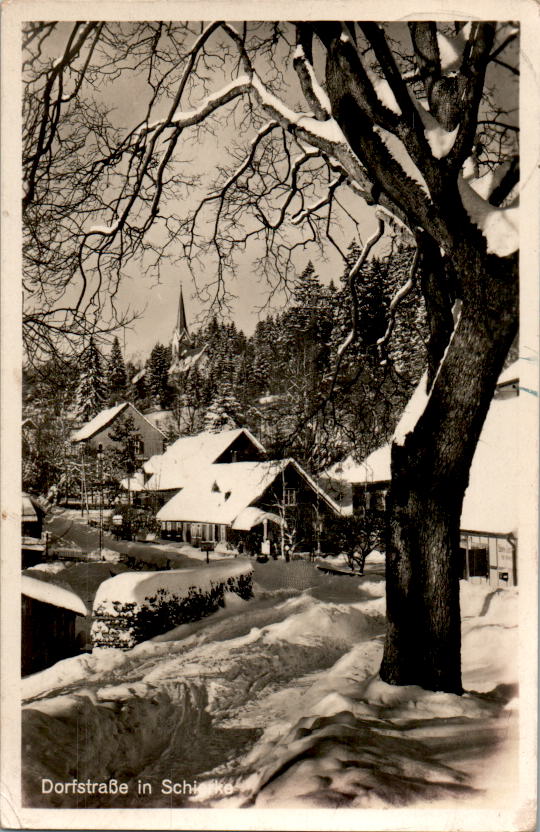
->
21;558;519;812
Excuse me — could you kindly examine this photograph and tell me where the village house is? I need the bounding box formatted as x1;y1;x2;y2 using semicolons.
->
143;427;266;505
71;401;167;459
325;360;522;588
21;575;88;676
156;456;343;554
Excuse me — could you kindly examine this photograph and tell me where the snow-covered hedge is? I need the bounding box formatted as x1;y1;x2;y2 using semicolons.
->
91;563;253;649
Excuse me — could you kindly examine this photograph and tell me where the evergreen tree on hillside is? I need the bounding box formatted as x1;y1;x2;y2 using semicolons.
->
203;383;244;432
107;336;127;404
146;343;173;408
73;337;107;422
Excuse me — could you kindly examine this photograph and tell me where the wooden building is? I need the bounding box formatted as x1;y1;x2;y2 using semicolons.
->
21;576;88;676
325;361;523;588
157;457;342;554
71;401;167;460
143;427;266;506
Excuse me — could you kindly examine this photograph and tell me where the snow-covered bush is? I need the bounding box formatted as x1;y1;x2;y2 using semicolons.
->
91;564;253;649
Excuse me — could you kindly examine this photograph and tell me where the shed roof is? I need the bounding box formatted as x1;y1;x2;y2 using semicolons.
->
144;427;265;491
22;575;88;616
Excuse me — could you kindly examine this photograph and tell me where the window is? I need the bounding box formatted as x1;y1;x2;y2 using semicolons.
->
284;488;297;506
134;438;144;455
468;547;489;578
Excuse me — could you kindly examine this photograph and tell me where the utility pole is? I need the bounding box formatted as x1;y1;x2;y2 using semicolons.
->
97;444;104;559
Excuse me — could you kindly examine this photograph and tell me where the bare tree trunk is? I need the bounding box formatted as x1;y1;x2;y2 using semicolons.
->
380;250;518;693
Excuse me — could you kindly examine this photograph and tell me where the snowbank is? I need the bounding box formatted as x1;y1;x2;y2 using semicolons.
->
91;562;253;648
21;563;519;812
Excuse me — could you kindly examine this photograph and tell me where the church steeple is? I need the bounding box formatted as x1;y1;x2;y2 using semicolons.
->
170;282;193;370
176;283;190;342
169;280;208;379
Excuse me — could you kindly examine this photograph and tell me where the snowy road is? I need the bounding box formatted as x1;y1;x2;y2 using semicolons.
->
21;559;519;810
46;513;200;568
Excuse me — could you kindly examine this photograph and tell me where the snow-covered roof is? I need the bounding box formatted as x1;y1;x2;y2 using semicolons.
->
497;359;520;387
326;366;521;536
231;507;284;531
71;401;167;443
93;561;252;609
22;493;38;519
157;458;342;524
71;402;129;442
22;575;88;616
120;472;146;492
145;428;266;492
131;368;146;384
460;394;519;535
170;344;207;374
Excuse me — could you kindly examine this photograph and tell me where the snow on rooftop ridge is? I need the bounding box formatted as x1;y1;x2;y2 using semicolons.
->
156;459;289;524
144;427;265;492
93;561;253;609
71;402;167;444
22;575;88;616
156;457;342;525
347;445;392;485
71;402;128;442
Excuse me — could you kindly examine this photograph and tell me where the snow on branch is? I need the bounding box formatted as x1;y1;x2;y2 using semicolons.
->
377;244;420;351
337;217;386;358
293;42;332;120
457;174;518;257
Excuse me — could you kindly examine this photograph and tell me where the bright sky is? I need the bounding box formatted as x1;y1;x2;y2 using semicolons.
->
37;22;382;362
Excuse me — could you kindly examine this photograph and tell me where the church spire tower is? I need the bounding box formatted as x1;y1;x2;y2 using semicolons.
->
175;283;190;344
171;283;193;368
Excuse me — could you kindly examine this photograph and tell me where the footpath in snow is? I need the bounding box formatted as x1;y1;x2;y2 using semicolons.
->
21;556;518;810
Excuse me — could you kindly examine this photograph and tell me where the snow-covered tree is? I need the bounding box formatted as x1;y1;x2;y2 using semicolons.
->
146;343;173;408
107;336;127;404
203;384;244;432
22;21;520;694
73;337;107;422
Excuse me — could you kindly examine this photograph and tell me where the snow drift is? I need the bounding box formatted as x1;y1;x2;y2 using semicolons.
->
21;562;518;811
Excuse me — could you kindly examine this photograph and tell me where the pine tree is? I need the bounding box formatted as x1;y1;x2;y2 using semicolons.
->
203;383;244;432
107;336;127;404
146;343;173;408
73;337;107;422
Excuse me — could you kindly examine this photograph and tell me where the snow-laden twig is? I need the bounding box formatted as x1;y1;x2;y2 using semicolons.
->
293;42;332;119
377;244;420;350
337;216;386;358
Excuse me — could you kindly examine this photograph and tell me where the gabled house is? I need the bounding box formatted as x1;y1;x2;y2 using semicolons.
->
156;457;343;552
71;401;167;460
143;427;266;503
326;361;523;588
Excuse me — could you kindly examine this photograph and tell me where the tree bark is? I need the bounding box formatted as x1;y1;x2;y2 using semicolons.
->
380;249;518;693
